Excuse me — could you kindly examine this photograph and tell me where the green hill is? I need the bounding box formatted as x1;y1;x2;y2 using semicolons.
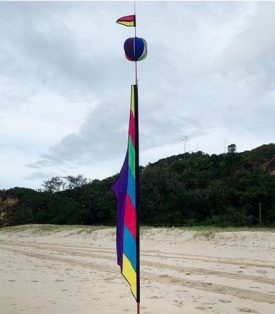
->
1;144;275;227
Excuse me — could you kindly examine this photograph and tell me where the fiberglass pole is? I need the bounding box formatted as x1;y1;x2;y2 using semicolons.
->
134;1;140;313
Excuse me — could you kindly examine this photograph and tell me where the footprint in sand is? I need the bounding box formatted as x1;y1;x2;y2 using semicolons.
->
237;308;259;313
159;274;169;278
219;299;231;303
150;295;161;299
257;269;268;274
195;306;207;311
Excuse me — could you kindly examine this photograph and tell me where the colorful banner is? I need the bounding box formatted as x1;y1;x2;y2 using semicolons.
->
111;85;138;300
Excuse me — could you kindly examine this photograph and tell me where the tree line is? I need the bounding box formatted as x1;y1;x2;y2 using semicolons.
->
1;144;275;227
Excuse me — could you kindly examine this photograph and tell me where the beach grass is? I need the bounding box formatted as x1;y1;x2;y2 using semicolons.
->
0;224;109;235
1;224;274;236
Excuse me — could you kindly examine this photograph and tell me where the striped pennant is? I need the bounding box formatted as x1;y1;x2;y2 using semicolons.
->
116;15;136;27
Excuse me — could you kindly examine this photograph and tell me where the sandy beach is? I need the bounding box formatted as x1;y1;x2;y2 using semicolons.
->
0;225;275;314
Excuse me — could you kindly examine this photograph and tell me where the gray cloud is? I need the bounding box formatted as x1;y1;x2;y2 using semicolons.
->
1;1;275;188
31;94;205;168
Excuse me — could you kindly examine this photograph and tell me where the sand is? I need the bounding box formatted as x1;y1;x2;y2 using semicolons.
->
0;225;275;314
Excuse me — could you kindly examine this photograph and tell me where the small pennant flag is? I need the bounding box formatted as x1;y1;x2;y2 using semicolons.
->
116;15;136;27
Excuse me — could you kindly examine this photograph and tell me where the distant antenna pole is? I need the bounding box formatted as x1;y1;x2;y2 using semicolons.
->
181;135;189;153
224;137;227;154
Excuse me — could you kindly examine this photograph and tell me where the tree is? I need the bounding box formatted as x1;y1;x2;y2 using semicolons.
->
63;175;89;189
42;176;65;193
227;143;237;154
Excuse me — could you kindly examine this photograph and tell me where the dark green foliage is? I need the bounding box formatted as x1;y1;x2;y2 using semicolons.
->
228;143;237;154
1;144;275;227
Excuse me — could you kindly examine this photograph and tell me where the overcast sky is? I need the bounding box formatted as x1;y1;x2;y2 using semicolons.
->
0;1;274;189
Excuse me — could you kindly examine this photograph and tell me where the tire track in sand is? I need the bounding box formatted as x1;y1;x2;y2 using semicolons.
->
1;241;275;286
1;239;275;269
0;244;275;305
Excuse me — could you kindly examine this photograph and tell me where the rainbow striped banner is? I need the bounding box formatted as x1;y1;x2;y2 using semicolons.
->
111;85;139;301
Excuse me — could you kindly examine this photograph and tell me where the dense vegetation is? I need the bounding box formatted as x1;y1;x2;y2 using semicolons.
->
1;144;275;227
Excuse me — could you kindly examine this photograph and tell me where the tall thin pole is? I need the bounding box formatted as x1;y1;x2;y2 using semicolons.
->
135;80;140;313
134;1;140;312
259;202;262;225
134;0;138;85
